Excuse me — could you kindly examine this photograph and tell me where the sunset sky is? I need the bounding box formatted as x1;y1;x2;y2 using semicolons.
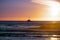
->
0;0;60;21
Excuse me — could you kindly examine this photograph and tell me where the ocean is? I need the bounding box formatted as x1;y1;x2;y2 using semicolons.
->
0;21;60;40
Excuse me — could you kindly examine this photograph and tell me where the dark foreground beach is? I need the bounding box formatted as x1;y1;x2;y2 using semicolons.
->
0;21;60;40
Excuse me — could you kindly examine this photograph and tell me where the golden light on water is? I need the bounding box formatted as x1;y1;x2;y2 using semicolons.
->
32;0;60;21
49;35;59;40
50;35;58;40
50;37;58;40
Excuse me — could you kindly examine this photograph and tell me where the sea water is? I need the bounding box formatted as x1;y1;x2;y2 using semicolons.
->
0;37;60;40
0;21;60;40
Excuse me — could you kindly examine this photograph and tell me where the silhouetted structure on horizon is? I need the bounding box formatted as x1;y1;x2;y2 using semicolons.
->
27;19;31;22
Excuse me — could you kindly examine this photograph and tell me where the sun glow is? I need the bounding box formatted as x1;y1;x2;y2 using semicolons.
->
47;1;60;21
32;0;60;21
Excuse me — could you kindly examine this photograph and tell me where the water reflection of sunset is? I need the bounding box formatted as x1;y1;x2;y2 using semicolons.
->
50;37;58;40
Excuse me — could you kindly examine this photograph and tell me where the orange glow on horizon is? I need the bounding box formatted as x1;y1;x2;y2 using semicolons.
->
32;0;60;21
